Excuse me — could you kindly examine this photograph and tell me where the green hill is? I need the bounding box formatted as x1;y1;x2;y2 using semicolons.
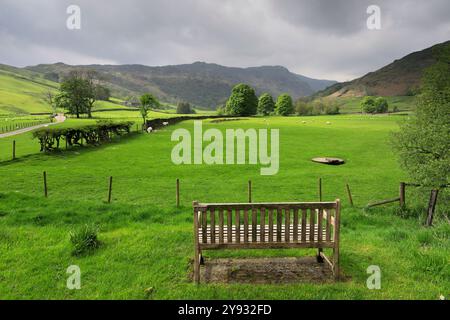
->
0;65;58;115
314;40;450;99
0;65;134;116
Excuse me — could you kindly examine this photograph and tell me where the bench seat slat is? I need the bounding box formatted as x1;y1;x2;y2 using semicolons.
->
197;224;328;244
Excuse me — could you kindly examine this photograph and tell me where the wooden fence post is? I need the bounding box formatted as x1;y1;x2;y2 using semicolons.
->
12;140;16;160
176;178;180;207
43;171;48;197
399;182;406;207
346;183;354;206
425;189;439;227
318;178;322;202
248;180;252;203
108;176;113;203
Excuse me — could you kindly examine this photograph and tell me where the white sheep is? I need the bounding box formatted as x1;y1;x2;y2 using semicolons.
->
162;121;169;126
147;127;153;133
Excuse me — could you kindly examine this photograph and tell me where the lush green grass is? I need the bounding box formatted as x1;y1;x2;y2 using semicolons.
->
0;115;448;299
334;96;416;113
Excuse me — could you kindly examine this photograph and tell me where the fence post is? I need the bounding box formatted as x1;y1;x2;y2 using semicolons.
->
425;189;439;227
318;178;322;202
12;140;16;160
108;176;113;203
346;183;354;206
399;182;406;207
248;180;252;203
176;178;180;207
43;171;48;197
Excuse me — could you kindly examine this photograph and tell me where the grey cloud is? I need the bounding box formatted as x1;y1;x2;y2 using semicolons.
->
0;0;449;81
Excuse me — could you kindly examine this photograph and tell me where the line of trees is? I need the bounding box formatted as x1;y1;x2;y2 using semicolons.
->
217;83;295;117
360;96;389;114
295;98;340;116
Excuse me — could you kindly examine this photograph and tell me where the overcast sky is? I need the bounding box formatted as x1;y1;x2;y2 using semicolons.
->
0;0;449;81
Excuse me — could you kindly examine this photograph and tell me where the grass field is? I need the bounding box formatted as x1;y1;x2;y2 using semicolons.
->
0;115;448;299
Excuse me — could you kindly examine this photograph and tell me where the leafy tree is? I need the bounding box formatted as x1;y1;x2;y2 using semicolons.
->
295;99;312;116
43;90;58;115
140;93;160;126
257;93;275;115
361;96;377;113
391;46;450;189
84;70;100;118
225;83;258;116
55;72;90;118
176;101;195;114
375;97;389;113
95;85;111;101
275;93;293;116
324;99;340;115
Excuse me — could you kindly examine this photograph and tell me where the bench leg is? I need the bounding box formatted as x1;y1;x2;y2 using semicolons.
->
333;247;340;280
194;245;200;284
316;248;324;263
200;253;205;265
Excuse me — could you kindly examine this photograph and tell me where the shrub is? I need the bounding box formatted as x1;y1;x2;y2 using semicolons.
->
361;96;389;113
275;93;293;116
361;96;377;113
176;101;195;114
375;97;389;113
70;224;100;256
295;100;313;116
257;93;275;116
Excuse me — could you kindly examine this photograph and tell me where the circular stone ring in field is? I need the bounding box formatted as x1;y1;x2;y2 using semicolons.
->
311;157;345;165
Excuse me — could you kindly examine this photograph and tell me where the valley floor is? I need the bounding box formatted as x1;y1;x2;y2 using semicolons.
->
0;115;448;299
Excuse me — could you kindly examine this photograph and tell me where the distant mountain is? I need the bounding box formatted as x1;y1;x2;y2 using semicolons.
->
314;40;450;99
25;62;336;109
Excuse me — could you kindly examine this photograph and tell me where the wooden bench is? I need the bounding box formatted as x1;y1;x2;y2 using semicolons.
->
193;200;341;283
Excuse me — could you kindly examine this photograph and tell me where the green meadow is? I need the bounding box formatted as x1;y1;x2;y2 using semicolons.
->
0;115;448;299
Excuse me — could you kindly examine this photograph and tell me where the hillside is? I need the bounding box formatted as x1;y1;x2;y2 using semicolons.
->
0;65;132;116
314;40;450;99
0;64;58;115
25;62;336;109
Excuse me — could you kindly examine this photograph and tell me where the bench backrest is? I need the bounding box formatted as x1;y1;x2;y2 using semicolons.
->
193;200;340;245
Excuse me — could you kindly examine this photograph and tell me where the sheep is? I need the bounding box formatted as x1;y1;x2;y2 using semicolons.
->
162;121;169;126
147;126;153;133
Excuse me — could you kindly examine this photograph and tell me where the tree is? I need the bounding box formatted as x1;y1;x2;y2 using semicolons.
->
55;72;90;118
225;83;258;116
391;46;450;189
140;93;160;126
95;85;111;101
295;99;312;116
176;101;195;114
275;93;293;116
257;93;275;115
43;90;58;115
361;96;377;113
84;70;101;118
374;97;389;113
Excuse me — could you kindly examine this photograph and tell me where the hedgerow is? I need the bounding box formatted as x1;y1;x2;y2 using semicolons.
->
32;120;133;152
